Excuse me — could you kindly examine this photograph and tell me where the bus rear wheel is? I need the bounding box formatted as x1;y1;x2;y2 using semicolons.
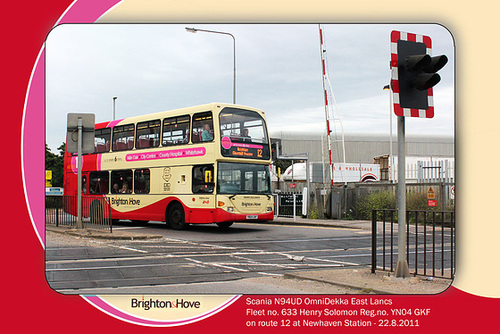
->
168;203;187;230
216;222;233;229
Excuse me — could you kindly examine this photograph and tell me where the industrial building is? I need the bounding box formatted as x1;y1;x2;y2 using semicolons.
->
270;131;455;219
270;131;455;182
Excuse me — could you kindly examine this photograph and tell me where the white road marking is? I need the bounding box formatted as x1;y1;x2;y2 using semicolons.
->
257;272;283;276
117;246;148;253
186;257;249;272
46;261;205;272
46;236;385;274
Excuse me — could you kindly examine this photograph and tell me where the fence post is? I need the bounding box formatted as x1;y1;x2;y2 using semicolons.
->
273;194;280;218
451;212;455;276
293;193;296;221
370;207;454;279
371;209;377;273
109;198;113;233
56;197;60;227
440;182;446;211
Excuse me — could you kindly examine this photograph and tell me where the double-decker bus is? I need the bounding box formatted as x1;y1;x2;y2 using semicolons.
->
63;103;274;229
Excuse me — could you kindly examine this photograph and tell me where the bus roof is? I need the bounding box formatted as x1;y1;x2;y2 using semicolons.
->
95;102;265;129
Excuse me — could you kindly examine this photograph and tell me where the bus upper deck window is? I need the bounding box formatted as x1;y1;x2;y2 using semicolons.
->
192;112;213;143
163;115;190;146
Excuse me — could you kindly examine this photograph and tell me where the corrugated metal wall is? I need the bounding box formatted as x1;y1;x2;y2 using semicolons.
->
271;131;454;164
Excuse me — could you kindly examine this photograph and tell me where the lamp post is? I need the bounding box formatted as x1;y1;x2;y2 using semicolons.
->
186;27;236;104
383;85;409;277
112;96;117;120
383;85;394;182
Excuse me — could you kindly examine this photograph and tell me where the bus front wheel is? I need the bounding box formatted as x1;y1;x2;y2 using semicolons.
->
168;202;187;230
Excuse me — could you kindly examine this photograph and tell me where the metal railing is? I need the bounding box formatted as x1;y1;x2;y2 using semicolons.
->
371;209;455;279
45;195;113;232
273;192;303;218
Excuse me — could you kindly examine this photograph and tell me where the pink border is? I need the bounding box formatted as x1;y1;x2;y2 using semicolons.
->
22;3;243;327
22;0;122;247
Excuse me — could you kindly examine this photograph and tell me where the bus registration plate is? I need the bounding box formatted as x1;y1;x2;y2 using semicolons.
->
246;215;258;219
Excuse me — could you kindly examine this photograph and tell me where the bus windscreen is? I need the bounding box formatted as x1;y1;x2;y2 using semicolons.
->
219;108;270;160
217;162;271;195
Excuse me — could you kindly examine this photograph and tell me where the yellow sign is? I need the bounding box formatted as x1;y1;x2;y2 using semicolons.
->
427;187;435;200
45;170;52;187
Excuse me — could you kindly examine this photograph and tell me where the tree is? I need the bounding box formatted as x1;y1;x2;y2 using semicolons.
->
45;143;65;187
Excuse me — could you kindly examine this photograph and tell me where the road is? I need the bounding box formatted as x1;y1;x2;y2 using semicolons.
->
45;222;374;294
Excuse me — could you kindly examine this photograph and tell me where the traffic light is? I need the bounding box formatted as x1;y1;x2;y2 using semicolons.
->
397;40;448;110
391;31;448;118
270;138;281;160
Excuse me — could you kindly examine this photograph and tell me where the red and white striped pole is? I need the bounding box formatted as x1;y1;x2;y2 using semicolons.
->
319;25;334;187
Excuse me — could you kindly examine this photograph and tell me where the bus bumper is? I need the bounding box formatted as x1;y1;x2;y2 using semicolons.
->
213;208;274;223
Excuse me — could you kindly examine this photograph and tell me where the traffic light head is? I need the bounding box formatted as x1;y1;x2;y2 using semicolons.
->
396;38;448;111
270;138;282;160
390;31;448;118
405;54;435;90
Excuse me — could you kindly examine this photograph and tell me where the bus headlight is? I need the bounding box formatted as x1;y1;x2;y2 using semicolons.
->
227;207;234;212
266;207;273;212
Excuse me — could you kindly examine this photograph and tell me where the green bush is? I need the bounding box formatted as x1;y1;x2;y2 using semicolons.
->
356;191;396;220
406;191;429;211
353;188;454;220
307;208;319;219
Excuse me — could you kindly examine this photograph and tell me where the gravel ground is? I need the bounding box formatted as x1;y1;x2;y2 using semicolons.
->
284;268;452;295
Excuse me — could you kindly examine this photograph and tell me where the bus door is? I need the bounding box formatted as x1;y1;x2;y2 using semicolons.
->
188;164;215;223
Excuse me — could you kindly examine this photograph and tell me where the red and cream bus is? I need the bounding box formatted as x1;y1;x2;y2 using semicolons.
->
63;103;274;229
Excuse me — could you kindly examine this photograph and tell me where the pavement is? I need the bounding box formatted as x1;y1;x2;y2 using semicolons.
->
46;216;453;295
